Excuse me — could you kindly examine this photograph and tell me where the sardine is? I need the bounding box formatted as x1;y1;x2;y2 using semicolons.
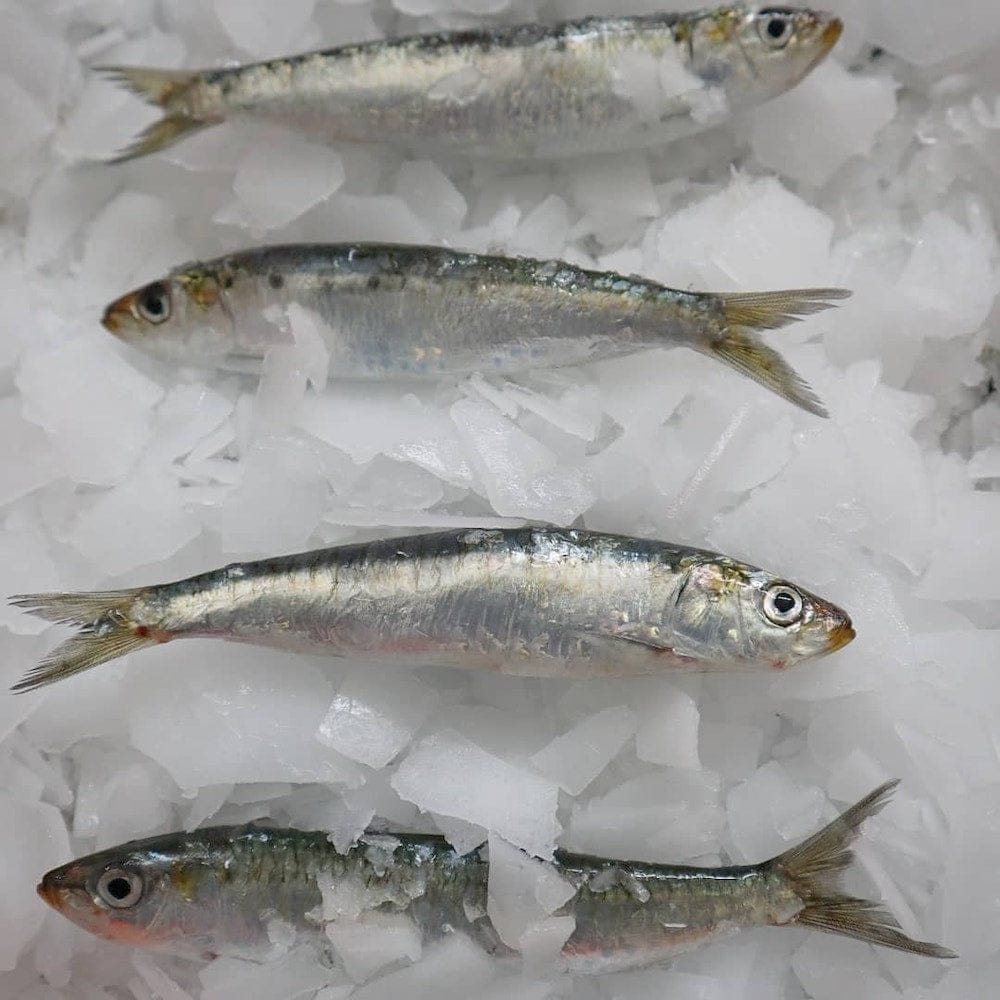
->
37;782;954;967
10;527;854;693
101;243;850;416
99;6;843;162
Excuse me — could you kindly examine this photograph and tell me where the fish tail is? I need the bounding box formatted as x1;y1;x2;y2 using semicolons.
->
771;781;956;959
9;589;159;693
95;65;209;161
710;288;851;418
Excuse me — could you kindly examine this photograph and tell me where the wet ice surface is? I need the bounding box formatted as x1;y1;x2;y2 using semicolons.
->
1;0;999;997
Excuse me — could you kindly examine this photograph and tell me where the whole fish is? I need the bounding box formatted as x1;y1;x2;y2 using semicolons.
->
100;6;843;162
38;782;954;967
11;527;853;693
102;243;850;416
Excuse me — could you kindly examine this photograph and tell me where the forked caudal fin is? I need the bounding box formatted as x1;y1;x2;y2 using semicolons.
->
771;780;956;959
95;66;208;162
9;590;157;693
711;288;852;418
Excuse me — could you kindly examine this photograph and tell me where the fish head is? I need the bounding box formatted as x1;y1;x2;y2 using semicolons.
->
37;836;233;959
101;264;236;364
670;558;854;669
687;6;842;103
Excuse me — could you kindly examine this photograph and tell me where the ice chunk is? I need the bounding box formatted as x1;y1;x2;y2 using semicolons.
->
16;334;164;486
0;795;69;972
699;721;764;783
651;175;836;289
508;195;570;258
898;211;998;341
391;730;561;858
0;400;58;505
224;132;345;230
130;955;194;1000
283;773;416;852
335;456;444;517
451;396;595;523
213;0;316;55
183;784;233;830
123;646;364;792
941;786;1000;960
285;303;331;393
199;948;338;1000
216;436;330;555
72;745;176;849
792;933;900;1000
0;5;75;116
311;193;434;244
316;669;440;769
569;153;658;242
67;469;203;575
150;384;234;462
348;935;496;1000
633;682;701;770
918;492;1000;600
424;812;486;856
466;374;604;443
78;191;190;301
568;769;722;861
325;912;422;982
0;75;53;160
394;160;467;235
868;0;1000;65
726;763;826;863
19;655;131;752
530;705;636;795
969;444;1000;481
299;387;473;487
25;168;118;268
750;60;897;188
486;833;575;955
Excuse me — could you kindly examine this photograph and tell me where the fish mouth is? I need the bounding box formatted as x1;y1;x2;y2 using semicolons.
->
101;293;136;334
826;620;856;653
821;17;844;50
37;870;79;912
101;307;121;332
37;877;60;908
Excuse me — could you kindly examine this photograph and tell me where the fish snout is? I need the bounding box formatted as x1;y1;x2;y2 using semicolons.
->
820;15;844;50
826;618;856;653
815;597;855;655
37;868;74;910
101;293;136;335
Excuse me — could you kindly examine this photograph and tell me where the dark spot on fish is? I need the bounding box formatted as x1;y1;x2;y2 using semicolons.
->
268;272;284;290
221;273;234;289
367;275;381;290
134;625;149;638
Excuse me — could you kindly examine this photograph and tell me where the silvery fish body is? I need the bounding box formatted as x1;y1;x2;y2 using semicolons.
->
101;7;843;161
102;243;850;416
38;784;954;967
11;527;854;692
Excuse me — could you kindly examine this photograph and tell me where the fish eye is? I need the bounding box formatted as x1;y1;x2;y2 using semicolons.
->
762;584;803;626
757;12;794;48
136;282;171;324
96;868;144;908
